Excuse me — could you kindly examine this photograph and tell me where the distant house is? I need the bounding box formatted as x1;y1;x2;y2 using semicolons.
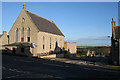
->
0;31;8;45
64;42;77;57
110;18;120;65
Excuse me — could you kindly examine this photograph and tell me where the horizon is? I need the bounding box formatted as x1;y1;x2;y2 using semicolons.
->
2;2;119;46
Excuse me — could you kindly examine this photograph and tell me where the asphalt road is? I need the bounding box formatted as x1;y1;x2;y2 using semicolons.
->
2;54;120;79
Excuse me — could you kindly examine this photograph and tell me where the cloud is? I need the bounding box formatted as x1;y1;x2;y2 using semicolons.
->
65;36;111;46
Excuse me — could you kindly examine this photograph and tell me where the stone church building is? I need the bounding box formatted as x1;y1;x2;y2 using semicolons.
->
109;18;120;65
0;3;76;57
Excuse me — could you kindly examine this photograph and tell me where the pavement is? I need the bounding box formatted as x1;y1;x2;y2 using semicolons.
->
2;54;120;79
44;57;120;70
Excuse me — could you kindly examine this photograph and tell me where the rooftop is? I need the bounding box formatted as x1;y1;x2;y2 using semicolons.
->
26;10;64;36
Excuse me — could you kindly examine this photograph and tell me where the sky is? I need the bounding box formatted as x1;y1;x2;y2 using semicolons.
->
1;2;119;46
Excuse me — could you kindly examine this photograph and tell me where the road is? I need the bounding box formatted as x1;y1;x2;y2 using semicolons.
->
2;54;120;79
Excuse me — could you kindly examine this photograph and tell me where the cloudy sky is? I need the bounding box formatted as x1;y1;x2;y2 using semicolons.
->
65;36;111;46
1;2;119;46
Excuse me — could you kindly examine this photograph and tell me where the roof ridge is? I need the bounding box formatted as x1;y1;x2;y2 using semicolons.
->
52;21;65;36
24;10;40;32
26;10;64;36
26;10;52;23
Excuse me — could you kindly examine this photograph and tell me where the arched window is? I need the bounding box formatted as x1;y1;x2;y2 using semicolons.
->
43;36;45;49
55;41;58;48
16;28;18;42
56;38;57;42
60;38;62;47
50;37;51;49
55;38;58;48
21;27;24;42
27;27;30;42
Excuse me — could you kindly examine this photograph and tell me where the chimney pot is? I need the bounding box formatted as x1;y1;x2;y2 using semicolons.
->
3;31;7;35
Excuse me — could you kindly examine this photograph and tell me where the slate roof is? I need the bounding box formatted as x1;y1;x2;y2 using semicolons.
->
26;11;64;36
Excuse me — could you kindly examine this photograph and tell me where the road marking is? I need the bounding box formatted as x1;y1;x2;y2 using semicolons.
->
43;63;70;68
9;68;16;71
47;75;54;78
23;71;30;74
2;67;6;70
19;60;33;63
9;68;22;73
55;76;63;79
65;66;70;67
42;63;64;67
6;75;21;78
99;69;119;73
92;68;119;73
83;67;119;73
16;70;22;73
8;68;30;74
93;69;99;71
14;59;33;63
83;68;91;70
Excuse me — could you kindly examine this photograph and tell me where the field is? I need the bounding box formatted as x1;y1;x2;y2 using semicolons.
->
77;46;111;57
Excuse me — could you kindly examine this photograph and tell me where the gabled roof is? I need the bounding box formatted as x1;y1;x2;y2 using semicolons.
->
26;10;64;36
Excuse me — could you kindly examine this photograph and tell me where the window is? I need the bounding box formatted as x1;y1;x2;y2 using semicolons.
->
21;27;24;42
55;41;58;48
55;38;58;48
56;38;57;42
28;37;30;42
27;27;30;42
16;28;18;42
43;36;45;49
60;39;62;47
50;38;51;49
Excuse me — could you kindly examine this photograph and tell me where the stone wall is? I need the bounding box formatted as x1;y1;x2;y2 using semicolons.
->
8;9;65;56
37;31;64;55
9;9;38;44
64;42;77;54
9;9;38;56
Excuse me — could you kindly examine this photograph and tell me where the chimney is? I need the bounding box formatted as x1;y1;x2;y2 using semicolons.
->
112;18;116;27
23;3;26;10
3;31;7;35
